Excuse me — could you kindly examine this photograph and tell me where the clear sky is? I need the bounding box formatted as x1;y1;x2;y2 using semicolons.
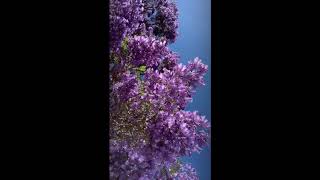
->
169;0;211;179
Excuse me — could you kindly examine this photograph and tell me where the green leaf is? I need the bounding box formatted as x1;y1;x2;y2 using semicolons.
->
138;65;146;72
121;37;129;51
169;161;181;175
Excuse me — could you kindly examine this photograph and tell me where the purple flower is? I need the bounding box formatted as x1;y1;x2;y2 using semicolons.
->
109;0;210;179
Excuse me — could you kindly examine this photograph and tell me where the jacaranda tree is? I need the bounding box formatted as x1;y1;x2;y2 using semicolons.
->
109;0;210;179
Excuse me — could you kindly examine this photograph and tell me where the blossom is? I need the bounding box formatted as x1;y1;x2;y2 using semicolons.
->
109;0;210;179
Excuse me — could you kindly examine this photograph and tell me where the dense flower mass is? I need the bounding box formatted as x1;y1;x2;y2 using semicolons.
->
109;0;145;51
109;0;210;179
143;0;179;43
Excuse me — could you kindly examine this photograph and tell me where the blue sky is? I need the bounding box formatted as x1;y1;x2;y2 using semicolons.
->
169;0;211;179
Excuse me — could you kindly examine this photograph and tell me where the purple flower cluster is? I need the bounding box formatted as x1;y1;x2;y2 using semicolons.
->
109;0;145;51
109;0;210;179
110;0;179;52
174;163;199;180
127;35;168;67
141;60;208;114
143;0;179;43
